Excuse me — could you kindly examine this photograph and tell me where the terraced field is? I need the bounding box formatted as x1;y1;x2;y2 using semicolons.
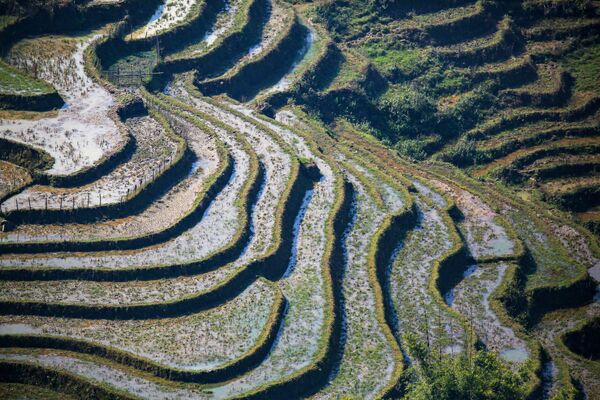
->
0;0;598;399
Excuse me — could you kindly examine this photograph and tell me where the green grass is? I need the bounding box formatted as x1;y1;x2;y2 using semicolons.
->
564;43;600;93
105;49;158;86
0;60;56;96
0;15;18;31
0;383;75;400
504;207;582;290
360;41;429;78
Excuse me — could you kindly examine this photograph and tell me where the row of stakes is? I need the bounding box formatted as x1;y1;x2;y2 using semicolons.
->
0;156;173;215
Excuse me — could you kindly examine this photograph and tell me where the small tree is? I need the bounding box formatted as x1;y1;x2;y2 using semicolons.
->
402;334;528;400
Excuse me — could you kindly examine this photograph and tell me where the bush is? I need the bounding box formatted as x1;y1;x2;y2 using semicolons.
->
441;83;497;134
379;84;437;139
395;135;440;161
403;335;528;400
361;41;431;81
443;139;479;166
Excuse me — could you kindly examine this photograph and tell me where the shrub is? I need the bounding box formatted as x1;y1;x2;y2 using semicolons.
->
395;135;440;161
403;334;528;400
379;84;437;139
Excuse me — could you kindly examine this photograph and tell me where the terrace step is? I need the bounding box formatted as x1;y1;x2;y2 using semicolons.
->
434;16;523;67
477;114;600;152
0;354;204;399
255;25;340;114
501;203;595;324
465;93;600;142
196;1;311;101
3;0;600;396
1;113;180;219
0;59;64;112
98;0;226;73
388;0;502;46
0;163;314;318
314;168;402;398
0;112;233;253
0;279;286;385
0;128;261;283
540;175;600;212
199;106;348;400
451;262;531;364
0;161;31;204
473;132;600;179
499;63;573;108
0;92;286;280
390;194;466;359
533;302;600;399
460;54;538;88
149;0;269;90
1;32;126;177
523;17;600;41
523;154;600;180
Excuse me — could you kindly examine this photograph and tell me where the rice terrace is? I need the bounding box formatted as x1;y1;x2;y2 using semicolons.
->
0;0;600;398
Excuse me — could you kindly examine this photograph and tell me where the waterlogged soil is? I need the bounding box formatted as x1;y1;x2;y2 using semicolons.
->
172;86;292;262
263;27;314;95
451;263;529;364
0;92;297;306
532;301;600;399
237;0;286;63
431;180;515;259
0;280;276;369
501;205;582;291
412;179;446;208
391;196;465;353
314;172;395;399
0;350;209;399
0;119;267;306
549;222;600;270
175;0;243;57
0;115;216;245
131;0;197;40
206;105;334;399
348;160;404;213
2;115;179;213
0;33;123;175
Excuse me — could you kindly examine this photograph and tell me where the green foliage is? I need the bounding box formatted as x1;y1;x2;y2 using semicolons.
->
440;83;498;133
0;59;55;95
522;0;593;14
395;135;440;161
443;140;479;167
432;69;470;96
404;335;528;400
379;84;437;139
360;41;429;80
564;43;600;93
106;49;158;87
0;14;17;30
313;0;377;41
